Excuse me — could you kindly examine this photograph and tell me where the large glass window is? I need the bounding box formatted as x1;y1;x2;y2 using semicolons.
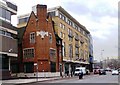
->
2;55;9;70
49;11;55;16
0;8;11;22
62;42;66;57
50;61;56;72
68;44;73;58
6;10;11;21
23;48;34;58
19;17;29;24
0;8;2;18
0;30;12;38
11;64;19;73
24;62;34;73
2;8;6;19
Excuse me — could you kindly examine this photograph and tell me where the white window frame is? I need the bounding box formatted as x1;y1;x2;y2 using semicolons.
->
23;47;35;58
30;32;35;43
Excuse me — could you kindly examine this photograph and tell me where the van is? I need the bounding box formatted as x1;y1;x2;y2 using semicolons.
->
74;67;86;75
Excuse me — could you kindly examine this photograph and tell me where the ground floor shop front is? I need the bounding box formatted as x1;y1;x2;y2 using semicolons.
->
63;60;90;77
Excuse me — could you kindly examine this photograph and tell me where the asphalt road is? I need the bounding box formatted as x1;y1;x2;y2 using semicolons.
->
41;72;119;83
3;72;119;85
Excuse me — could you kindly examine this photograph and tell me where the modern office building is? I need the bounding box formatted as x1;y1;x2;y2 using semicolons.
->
17;5;91;76
16;5;63;78
0;0;17;79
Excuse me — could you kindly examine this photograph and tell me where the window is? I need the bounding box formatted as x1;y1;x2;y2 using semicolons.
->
60;23;62;28
50;49;56;57
2;8;6;19
78;27;81;32
67;19;73;26
68;28;73;36
49;11;55;16
75;47;79;54
23;48;34;58
50;61;56;72
0;8;2;18
0;30;12;38
24;62;34;73
6;10;11;21
59;13;62;19
0;8;11;22
59;12;66;21
30;32;35;43
68;44;73;58
63;24;65;29
2;55;9;69
60;32;62;38
11;64;19;73
49;33;52;43
60;23;65;30
19;17;29;24
80;50;84;59
68;29;73;41
63;33;65;38
62;42;66;57
75;32;79;41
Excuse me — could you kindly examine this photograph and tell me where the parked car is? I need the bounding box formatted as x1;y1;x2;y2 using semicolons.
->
112;70;119;75
86;69;90;75
99;69;106;75
93;69;99;74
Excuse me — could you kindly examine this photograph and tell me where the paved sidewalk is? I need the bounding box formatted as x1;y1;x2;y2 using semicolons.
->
1;77;62;84
1;73;95;85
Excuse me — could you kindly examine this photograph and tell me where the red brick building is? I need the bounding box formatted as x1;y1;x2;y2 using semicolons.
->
17;5;63;77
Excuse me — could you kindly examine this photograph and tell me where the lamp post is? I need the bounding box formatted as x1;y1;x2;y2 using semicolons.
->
101;50;104;60
34;63;38;81
101;50;104;68
8;49;13;71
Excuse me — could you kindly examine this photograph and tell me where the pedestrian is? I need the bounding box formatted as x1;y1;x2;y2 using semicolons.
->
79;70;83;79
67;70;69;77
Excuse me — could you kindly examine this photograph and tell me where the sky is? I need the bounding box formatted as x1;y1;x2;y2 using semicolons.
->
10;0;119;61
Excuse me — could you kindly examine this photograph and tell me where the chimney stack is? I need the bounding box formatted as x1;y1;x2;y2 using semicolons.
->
36;4;47;21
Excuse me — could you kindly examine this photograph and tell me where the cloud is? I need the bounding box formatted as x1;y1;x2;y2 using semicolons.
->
61;0;118;60
62;0;118;18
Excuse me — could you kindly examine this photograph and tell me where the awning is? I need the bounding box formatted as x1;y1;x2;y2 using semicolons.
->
63;59;89;64
0;51;17;57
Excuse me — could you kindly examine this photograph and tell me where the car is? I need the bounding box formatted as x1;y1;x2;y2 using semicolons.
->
93;69;99;74
74;67;86;76
86;69;90;75
99;69;106;75
112;70;119;75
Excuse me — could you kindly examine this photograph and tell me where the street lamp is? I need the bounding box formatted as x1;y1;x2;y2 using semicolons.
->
101;50;104;68
101;50;104;61
34;63;38;81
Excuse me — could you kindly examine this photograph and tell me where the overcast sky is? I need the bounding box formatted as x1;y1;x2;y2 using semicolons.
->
10;0;119;61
